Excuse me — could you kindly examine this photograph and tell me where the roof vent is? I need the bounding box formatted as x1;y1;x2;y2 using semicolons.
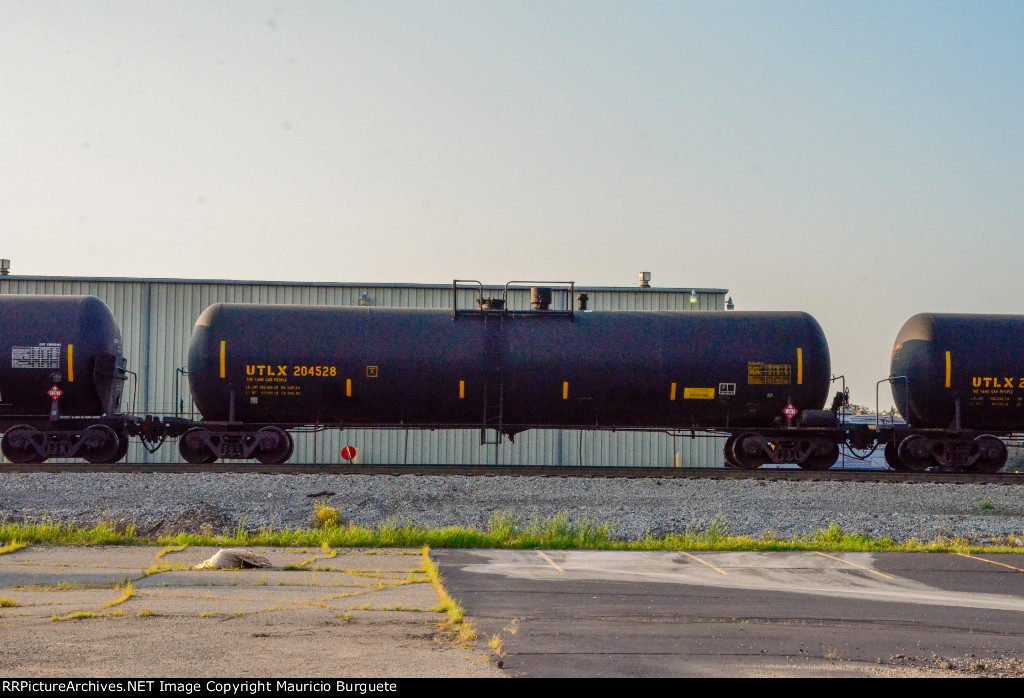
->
531;287;552;311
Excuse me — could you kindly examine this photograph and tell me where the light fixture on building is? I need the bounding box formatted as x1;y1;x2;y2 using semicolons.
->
358;292;373;306
690;289;697;304
726;296;735;311
0;259;9;276
638;271;651;288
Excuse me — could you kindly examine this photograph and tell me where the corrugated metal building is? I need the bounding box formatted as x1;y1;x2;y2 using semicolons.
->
0;274;730;467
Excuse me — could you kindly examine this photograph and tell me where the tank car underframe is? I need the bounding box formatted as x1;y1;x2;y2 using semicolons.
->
0;418;129;464
176;421;847;468
878;427;1009;473
721;428;844;471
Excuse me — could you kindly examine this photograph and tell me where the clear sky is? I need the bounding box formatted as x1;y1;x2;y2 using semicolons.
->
2;1;1022;409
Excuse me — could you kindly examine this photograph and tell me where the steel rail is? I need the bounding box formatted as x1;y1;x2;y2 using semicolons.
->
1;463;1022;483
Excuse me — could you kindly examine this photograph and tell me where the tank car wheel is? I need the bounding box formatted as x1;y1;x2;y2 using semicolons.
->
179;428;218;464
970;435;1008;474
253;427;294;465
884;441;909;471
80;425;121;464
896;435;932;472
729;433;768;470
798;441;839;471
110;433;130;463
1;425;46;464
722;435;740;468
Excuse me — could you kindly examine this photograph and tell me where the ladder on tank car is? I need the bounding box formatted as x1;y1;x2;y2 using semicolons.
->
451;278;576;453
480;311;504;446
451;280;506;447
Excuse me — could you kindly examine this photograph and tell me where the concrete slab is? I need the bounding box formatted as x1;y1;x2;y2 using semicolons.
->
0;545;504;678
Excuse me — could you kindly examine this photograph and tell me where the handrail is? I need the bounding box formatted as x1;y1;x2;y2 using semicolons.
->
452;279;577;317
877;375;908;430
502;280;575;315
451;279;484;318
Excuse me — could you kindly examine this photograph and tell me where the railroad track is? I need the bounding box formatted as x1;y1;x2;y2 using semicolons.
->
1;463;1022;483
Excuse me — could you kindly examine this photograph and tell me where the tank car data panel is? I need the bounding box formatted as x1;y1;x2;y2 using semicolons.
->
11;344;62;370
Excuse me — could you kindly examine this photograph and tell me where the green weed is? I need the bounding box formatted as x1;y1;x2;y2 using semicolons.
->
423;546;474;642
0;512;1022;556
0;540;28;555
52;612;98;622
100;583;134;610
313;501;342;529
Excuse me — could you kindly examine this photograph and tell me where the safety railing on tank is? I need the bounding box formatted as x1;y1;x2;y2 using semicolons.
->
452;279;576;318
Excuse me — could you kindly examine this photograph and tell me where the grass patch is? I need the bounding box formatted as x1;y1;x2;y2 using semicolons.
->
313;501;342;529
155;544;187;560
52;611;98;622
0;540;28;555
423;546;474;642
1;511;1023;555
100;583;134;610
287;542;339;570
0;598;19;607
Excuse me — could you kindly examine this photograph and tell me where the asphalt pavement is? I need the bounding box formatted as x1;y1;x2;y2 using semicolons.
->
432;549;1024;677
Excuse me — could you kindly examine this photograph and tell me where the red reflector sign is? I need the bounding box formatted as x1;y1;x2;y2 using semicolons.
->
783;404;797;417
341;446;357;462
48;386;63;400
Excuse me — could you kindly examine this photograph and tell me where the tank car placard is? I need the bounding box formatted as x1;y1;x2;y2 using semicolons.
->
11;344;61;369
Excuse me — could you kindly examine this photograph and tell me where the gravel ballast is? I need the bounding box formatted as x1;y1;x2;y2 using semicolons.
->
2;473;1024;544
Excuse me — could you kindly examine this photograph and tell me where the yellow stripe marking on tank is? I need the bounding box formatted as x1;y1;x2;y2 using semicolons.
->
459;380;465;399
219;341;226;379
797;348;803;385
346;379;352;397
562;381;569;399
945;351;951;388
670;382;677;401
67;344;74;382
